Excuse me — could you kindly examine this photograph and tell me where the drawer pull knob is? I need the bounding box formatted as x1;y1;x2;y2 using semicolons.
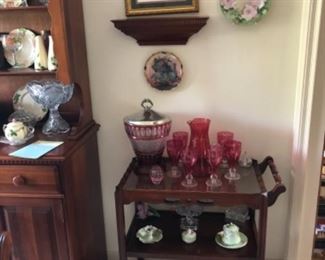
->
12;176;26;186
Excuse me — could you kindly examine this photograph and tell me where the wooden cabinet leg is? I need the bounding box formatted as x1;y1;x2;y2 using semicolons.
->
257;196;268;260
115;188;127;260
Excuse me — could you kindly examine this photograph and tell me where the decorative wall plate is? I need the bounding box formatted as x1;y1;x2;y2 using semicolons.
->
0;0;27;7
3;28;35;68
144;51;183;91
12;85;48;121
219;0;270;24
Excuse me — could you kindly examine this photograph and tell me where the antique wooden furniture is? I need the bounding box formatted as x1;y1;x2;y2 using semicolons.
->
115;156;286;260
0;232;12;260
0;1;107;260
312;137;325;259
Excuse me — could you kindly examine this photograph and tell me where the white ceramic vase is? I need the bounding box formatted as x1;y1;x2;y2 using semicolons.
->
34;35;48;71
47;35;58;71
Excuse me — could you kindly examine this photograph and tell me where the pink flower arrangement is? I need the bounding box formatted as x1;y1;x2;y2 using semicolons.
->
241;4;258;21
249;0;266;9
220;0;236;10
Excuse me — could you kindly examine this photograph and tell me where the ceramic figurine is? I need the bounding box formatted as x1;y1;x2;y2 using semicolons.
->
47;35;57;71
34;35;48;71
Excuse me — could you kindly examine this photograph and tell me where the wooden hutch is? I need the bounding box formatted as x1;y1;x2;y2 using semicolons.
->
0;0;107;259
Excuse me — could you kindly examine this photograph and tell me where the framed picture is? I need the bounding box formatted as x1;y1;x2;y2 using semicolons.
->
125;0;199;16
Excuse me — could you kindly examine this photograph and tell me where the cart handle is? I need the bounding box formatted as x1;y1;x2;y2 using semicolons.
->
258;156;286;207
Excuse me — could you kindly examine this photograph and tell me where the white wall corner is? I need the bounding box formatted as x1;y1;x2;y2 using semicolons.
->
287;0;323;259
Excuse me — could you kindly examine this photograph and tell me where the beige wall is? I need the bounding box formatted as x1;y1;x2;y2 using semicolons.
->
82;0;303;259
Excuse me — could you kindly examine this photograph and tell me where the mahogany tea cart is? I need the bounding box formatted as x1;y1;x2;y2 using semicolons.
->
115;156;286;260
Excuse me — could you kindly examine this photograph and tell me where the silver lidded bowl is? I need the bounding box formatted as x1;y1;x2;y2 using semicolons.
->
124;99;172;165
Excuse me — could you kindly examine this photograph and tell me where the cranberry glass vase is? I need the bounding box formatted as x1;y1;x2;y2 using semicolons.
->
187;118;210;177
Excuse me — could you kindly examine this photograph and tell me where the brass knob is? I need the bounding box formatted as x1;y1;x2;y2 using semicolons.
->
12;175;26;186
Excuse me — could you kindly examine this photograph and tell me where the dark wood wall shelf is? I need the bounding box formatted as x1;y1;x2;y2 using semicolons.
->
111;17;209;45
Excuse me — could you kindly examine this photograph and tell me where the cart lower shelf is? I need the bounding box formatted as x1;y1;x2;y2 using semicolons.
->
126;210;257;259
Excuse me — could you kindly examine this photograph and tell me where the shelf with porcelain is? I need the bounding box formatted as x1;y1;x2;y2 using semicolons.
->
0;6;47;12
0;68;55;76
127;210;257;259
111;17;209;45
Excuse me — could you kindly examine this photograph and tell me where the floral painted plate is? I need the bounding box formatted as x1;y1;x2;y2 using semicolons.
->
3;28;35;68
0;0;27;7
219;0;271;24
12;85;48;122
144;51;183;91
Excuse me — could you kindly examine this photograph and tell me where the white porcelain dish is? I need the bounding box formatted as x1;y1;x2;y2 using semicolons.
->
3;28;35;68
12;85;48;121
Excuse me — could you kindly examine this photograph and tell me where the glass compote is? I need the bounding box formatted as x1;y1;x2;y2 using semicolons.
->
181;147;198;188
2;34;23;69
26;80;74;135
217;131;234;168
206;144;223;188
224;140;242;181
166;139;183;178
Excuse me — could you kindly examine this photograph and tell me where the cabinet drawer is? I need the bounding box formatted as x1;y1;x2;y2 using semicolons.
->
0;166;60;194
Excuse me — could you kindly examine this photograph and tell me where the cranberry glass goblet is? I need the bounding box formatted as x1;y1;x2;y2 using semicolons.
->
181;148;198;188
224;140;242;181
206;144;223;188
217;131;234;168
172;131;188;153
166;139;183;178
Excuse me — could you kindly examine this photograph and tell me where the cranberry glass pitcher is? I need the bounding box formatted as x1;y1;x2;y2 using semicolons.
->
187;118;210;176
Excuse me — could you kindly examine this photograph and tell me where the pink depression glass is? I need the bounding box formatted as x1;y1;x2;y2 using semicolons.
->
150;165;164;185
224;140;242;181
217;131;234;168
181;148;198;188
172;131;188;152
206;144;223;188
188;118;210;177
166;139;183;178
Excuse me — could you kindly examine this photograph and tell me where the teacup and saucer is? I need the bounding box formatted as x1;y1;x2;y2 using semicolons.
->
215;223;248;249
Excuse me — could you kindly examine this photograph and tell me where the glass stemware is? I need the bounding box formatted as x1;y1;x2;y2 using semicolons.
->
2;33;23;69
181;148;198;188
176;204;203;231
172;131;188;154
217;131;234;168
166;139;183;178
224;140;242;181
206;144;223;188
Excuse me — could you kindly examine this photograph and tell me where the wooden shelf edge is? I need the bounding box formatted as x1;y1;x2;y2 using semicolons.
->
0;68;56;76
111;17;209;46
0;6;47;12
